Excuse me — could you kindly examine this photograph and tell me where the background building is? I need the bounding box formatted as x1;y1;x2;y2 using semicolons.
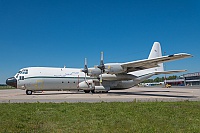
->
166;72;200;86
165;79;185;86
183;72;200;86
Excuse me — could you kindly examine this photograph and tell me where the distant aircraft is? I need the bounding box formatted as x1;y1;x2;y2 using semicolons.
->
6;42;192;95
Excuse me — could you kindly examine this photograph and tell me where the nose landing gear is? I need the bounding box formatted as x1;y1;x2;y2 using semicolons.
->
26;90;32;95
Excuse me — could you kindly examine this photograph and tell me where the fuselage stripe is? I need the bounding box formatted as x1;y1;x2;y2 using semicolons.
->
24;76;97;80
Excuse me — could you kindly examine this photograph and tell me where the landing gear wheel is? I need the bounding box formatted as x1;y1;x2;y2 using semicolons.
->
91;90;95;93
84;90;90;93
26;90;32;95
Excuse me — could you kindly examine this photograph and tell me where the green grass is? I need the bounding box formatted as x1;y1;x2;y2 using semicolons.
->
0;86;14;90
0;102;199;133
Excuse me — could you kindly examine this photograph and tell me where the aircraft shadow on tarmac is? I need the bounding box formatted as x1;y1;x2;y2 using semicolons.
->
108;91;197;99
31;90;197;99
33;92;84;95
132;90;188;93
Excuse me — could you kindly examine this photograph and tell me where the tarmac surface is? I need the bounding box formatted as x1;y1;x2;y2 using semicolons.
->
0;86;199;103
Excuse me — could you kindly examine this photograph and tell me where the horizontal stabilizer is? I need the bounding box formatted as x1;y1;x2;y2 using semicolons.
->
154;70;187;75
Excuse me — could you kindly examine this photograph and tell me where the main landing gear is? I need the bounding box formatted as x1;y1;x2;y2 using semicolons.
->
84;90;95;93
26;90;32;95
83;90;108;93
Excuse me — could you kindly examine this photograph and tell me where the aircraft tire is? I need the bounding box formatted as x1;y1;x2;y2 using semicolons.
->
91;90;95;93
84;90;90;93
26;90;32;95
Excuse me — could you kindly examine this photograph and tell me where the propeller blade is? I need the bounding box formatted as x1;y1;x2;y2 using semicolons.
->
100;52;104;68
98;52;105;84
84;73;87;83
82;58;88;74
84;58;88;71
98;51;105;72
100;74;103;83
85;58;87;66
81;58;89;84
101;51;103;61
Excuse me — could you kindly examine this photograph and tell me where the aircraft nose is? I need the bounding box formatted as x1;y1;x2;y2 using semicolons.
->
6;77;17;88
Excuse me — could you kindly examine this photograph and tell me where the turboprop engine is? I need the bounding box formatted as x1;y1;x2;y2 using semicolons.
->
81;52;127;84
87;68;102;77
78;80;95;90
105;63;126;74
87;64;126;76
78;80;110;92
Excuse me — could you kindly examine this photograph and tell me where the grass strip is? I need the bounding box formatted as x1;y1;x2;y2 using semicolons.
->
0;101;199;133
0;86;15;90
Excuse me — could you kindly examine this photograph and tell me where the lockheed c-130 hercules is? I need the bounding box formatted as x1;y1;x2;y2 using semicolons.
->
6;42;192;95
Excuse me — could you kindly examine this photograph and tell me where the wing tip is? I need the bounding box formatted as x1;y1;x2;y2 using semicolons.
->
175;53;193;56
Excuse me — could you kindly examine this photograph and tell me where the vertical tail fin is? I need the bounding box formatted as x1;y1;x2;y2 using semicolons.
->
148;42;164;72
130;42;165;76
148;42;162;59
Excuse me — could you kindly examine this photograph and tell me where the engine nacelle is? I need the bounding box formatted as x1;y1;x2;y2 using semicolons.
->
105;64;126;74
78;80;95;90
78;80;110;92
87;64;126;76
88;68;102;77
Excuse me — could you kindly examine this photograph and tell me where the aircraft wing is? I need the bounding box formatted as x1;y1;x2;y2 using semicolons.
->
121;53;192;73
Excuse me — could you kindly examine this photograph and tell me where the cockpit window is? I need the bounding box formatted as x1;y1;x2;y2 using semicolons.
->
16;74;19;78
21;69;28;74
18;71;22;74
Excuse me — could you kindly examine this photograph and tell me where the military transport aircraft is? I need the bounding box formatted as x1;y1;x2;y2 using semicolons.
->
6;42;192;95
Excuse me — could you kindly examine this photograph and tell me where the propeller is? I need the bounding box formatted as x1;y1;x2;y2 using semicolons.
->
82;58;88;82
97;52;105;83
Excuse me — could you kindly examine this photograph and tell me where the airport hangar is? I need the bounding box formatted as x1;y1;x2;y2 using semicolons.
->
166;72;200;86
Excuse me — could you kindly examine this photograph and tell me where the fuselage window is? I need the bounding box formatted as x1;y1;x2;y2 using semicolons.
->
19;76;24;80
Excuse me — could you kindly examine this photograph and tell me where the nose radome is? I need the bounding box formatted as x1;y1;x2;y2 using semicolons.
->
6;77;17;88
